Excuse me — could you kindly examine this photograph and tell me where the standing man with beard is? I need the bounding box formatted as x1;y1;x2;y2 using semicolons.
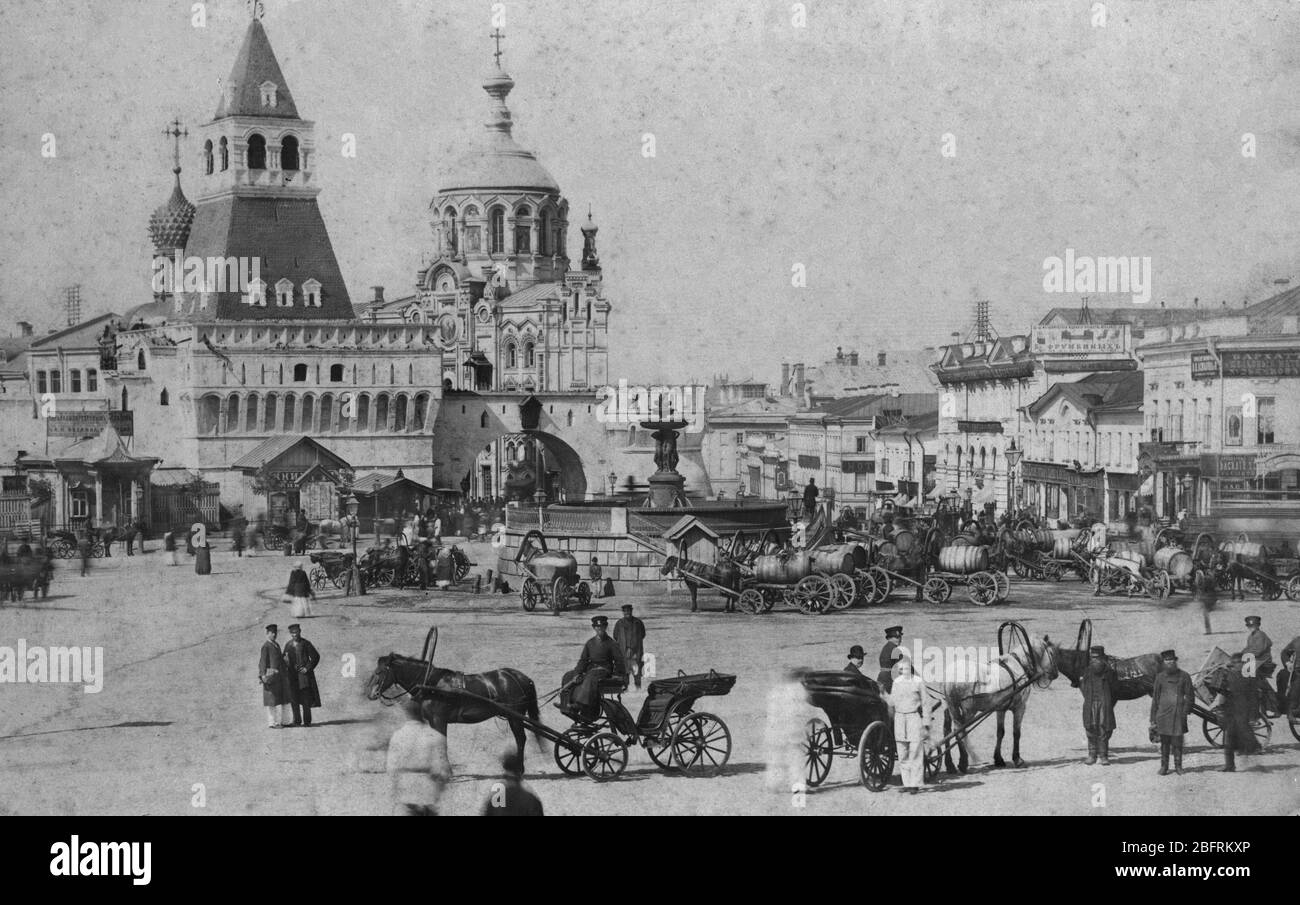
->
1150;649;1194;776
1080;645;1118;766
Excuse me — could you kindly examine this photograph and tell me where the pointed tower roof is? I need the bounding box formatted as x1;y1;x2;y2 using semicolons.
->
214;18;300;120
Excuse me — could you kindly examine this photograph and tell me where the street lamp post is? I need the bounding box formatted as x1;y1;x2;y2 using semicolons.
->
1005;441;1022;524
608;471;617;497
343;492;363;596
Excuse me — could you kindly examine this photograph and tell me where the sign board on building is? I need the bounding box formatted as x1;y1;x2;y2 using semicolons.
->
46;411;134;438
1032;325;1130;356
1220;350;1300;379
797;455;821;469
1217;454;1257;478
1190;352;1219;380
302;481;337;521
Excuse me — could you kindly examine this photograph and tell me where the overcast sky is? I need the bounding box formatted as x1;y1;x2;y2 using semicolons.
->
4;0;1300;385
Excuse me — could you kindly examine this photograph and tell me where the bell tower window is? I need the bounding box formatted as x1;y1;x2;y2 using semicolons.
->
204;140;214;175
538;210;550;255
281;135;299;171
490;207;505;254
442;207;458;254
260;81;279;108
219;137;229;171
247;134;266;170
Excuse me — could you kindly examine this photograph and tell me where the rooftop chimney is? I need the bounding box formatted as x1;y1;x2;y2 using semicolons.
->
836;346;843;362
848;351;859;366
17;321;32;337
877;351;887;367
371;286;385;304
781;363;790;392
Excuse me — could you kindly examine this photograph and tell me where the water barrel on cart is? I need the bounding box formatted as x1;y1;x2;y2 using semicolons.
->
810;545;858;575
755;551;812;584
937;546;988;574
892;530;917;555
1153;547;1193;582
1219;541;1265;564
1018;529;1056;552
1052;536;1077;558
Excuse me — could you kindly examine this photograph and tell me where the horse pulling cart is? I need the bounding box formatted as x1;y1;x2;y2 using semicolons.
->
515;530;592;614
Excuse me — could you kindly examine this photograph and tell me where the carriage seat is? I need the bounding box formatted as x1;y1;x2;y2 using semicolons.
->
598;676;628;695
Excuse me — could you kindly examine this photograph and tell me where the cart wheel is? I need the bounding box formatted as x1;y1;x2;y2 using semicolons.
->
554;727;590;775
1012;558;1029;579
867;566;893;603
761;589;777;614
738;588;766;615
1289;711;1300;744
671;712;732;775
967;571;998;606
922;577;951;605
923;746;945;782
1044;561;1064;582
575;581;593;608
580;732;629;781
309;567;328;590
1287;576;1300;602
992;570;1010;602
1202;714;1224;748
453;550;471;582
521;577;541;611
552;576;571;614
802;717;834;788
647;712;682;770
855;570;878;606
794;575;833;615
858;721;895;792
1262;582;1282;602
828;573;856;611
92;542;105;559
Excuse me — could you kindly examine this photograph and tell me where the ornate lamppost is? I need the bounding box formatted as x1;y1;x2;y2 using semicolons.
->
1005;440;1022;522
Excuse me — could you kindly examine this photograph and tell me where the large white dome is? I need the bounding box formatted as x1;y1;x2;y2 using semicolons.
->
437;69;560;195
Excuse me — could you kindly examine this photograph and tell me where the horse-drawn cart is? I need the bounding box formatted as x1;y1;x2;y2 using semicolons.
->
515;530;592;614
799;670;896;790
1188;647;1297;748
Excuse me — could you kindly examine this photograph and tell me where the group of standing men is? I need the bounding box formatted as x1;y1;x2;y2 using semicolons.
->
258;623;322;729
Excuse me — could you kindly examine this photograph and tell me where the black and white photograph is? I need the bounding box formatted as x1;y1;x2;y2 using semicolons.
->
0;0;1294;867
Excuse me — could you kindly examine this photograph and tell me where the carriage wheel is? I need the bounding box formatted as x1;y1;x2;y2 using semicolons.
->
581;732;629;781
794;575;833;615
265;533;283;551
923;746;945;782
520;577;541;612
551;576;571;614
91;542;105;559
738;588;766;615
1202;714;1224;748
647;713;683;770
867;566;893;603
375;566;395;587
1262;581;1282;602
967;571;998;606
554;727;590;775
802;717;834;788
1043;560;1064;582
1011;558;1029;579
992;570;1010;602
855;570;879;606
828;573;856;611
761;589;777;614
575;581;593;608
1254;716;1273;749
922;577;951;605
453;550;471;582
671;712;732;775
858;721;895;792
50;540;71;559
1286;576;1300;602
309;567;328;590
1288;711;1300;744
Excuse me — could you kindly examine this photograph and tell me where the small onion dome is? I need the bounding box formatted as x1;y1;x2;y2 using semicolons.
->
581;211;598;234
149;170;196;253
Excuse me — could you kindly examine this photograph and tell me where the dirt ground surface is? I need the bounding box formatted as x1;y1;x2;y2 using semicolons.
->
3;539;1299;816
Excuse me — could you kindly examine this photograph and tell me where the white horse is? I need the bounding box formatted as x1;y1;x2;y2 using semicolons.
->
925;629;1060;773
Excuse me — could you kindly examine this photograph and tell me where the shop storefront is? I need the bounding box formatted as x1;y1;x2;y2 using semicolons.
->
1020;460;1106;522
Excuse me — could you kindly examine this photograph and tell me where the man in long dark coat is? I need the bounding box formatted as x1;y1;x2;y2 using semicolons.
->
1149;649;1194;775
258;624;294;728
1209;655;1262;772
283;624;321;727
613;604;646;689
878;626;903;692
1080;645;1118;765
415;539;432;591
562;616;626;716
394;537;410;589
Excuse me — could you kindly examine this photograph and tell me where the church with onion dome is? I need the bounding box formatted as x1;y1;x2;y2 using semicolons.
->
3;12;704;532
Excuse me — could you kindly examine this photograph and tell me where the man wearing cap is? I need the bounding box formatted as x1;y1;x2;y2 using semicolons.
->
563;616;627;716
1149;649;1194;775
846;645;866;678
258;624;294;729
1238;616;1274;682
283;624;321;728
613;604;646;690
1207;654;1262;772
1080;645;1118;766
878;627;904;693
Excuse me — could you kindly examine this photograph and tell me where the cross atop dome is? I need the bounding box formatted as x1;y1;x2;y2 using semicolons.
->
163;117;188;175
490;27;506;69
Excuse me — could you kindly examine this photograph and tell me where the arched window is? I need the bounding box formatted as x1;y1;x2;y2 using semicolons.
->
442;206;457;254
480;411;489;429
198;394;221;435
318;393;334;433
226;395;241;433
137;349;147;370
281;135;299;171
247;133;266;170
204;140;214;175
160;388;169;406
955;446;962;477
263;393;278;431
628;425;637;445
87;369;97;391
524;340;535;368
393;395;408;432
219;137;229;171
490;207;505;253
354;394;370;432
514;206;531;253
412;393;429;431
980;447;987;473
329;364;344;382
293;363;308;382
375;394;390;431
538;209;550;255
282;394;296;431
245;393;259;432
300;394;315;433
506;341;517;369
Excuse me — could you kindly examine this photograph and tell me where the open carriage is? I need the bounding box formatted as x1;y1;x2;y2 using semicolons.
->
799;670;896;790
308;550;357;590
1212;533;1300;601
553;670;736;780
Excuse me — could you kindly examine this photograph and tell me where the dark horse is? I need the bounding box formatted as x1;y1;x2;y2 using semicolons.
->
1055;619;1162;701
365;628;544;776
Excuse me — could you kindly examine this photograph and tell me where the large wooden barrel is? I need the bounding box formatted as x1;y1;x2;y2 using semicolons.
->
937;546;988;574
1018;529;1055;552
949;535;973;547
1219;541;1265;563
892;530;916;554
755;551;812;584
810;545;857;576
526;551;579;582
1153;547;1193;581
1052;536;1076;558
